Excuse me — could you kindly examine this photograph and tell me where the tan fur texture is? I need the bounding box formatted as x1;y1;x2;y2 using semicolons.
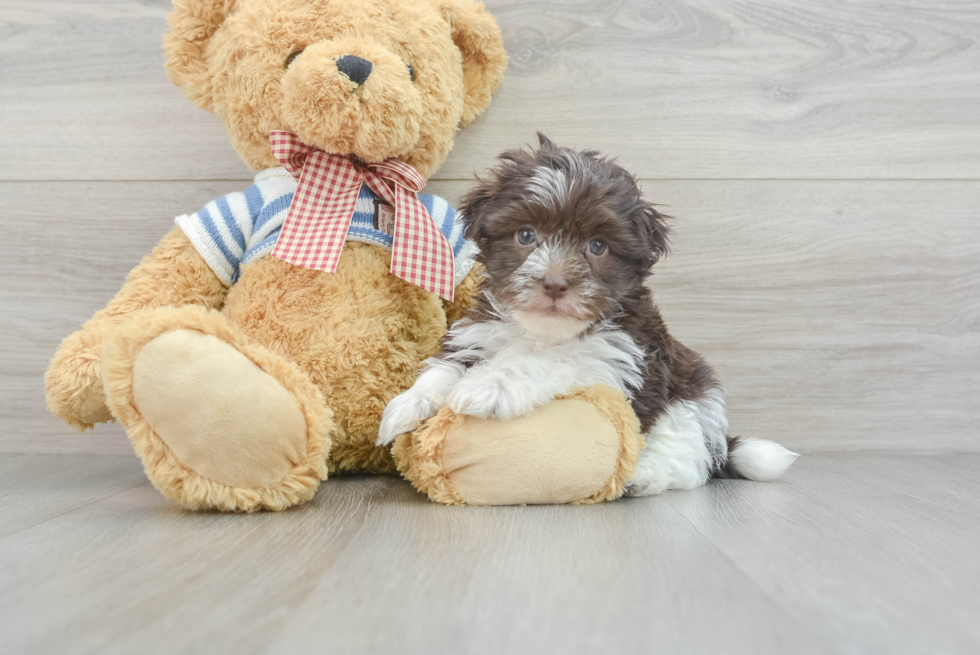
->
102;305;333;512
223;243;449;476
46;227;227;431
393;386;645;506
567;386;646;504
164;0;507;176
132;330;311;489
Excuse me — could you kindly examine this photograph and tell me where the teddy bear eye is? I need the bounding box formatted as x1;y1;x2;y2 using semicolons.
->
285;49;304;69
405;61;416;82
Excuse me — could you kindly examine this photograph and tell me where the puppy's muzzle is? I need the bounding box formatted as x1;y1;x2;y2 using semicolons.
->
542;275;569;300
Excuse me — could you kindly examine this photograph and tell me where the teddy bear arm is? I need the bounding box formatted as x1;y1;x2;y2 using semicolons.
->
46;226;227;430
442;262;485;327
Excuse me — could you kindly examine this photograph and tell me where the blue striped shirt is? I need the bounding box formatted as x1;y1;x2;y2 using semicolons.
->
176;167;478;287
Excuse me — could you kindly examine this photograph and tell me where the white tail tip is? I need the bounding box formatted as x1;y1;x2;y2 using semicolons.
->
729;437;799;482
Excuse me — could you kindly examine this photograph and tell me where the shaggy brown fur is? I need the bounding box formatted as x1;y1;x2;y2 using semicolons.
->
457;135;718;434
45;0;507;511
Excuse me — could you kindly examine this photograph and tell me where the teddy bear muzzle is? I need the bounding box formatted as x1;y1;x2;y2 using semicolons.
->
335;55;373;86
279;37;424;163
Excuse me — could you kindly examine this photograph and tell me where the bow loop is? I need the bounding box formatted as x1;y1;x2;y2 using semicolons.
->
368;159;427;193
267;131;455;301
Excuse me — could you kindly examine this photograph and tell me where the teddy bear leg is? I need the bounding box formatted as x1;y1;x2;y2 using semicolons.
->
101;305;333;512
392;386;645;505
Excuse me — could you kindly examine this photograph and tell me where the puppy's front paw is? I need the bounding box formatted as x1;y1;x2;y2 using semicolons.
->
377;391;436;446
445;373;539;420
444;378;500;419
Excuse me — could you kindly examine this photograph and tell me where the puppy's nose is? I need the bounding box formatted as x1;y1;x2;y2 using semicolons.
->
542;276;569;300
336;55;373;86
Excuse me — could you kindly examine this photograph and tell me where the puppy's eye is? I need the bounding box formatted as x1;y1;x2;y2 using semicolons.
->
588;239;607;256
285;49;304;69
516;228;536;246
405;61;416;82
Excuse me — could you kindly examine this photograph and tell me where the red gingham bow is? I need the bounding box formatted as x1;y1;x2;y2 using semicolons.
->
269;131;455;301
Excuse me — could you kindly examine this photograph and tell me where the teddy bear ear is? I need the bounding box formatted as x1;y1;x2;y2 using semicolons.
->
162;0;237;111
435;0;509;126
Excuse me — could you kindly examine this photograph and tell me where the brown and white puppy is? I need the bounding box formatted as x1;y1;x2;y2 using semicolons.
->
377;135;797;494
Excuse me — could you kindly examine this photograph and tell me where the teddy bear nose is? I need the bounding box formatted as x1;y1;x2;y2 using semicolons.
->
336;55;373;86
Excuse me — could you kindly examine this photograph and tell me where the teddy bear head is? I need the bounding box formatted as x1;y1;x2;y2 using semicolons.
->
164;0;507;178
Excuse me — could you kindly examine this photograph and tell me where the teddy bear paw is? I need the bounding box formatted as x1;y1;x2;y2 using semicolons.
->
45;328;114;430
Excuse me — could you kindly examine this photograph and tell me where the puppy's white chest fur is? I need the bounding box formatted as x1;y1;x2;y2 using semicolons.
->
375;317;645;445
439;317;645;421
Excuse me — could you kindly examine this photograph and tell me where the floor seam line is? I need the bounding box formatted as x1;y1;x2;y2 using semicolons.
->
0;480;153;542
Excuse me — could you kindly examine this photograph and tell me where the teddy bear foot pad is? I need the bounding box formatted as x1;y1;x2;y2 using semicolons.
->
101;306;333;512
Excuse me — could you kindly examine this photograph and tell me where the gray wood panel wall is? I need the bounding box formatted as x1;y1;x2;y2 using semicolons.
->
1;0;977;454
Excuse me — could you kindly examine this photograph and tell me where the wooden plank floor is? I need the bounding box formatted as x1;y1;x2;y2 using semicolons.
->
0;452;977;655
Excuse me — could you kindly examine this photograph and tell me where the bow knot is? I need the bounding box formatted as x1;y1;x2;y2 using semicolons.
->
268;130;455;301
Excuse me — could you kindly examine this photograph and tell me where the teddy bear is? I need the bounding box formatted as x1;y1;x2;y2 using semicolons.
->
45;0;644;511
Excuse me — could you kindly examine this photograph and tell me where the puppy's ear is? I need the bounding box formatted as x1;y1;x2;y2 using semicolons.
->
461;145;537;248
458;176;497;245
163;0;237;112
537;132;556;149
640;203;671;265
436;0;509;126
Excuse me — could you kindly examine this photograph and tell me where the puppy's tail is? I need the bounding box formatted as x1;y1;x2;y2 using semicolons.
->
722;436;799;481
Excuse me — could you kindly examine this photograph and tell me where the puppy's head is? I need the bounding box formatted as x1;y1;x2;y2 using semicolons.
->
459;134;669;338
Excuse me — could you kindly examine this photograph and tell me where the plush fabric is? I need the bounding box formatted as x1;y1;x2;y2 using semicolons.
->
101;305;332;512
46;227;228;431
163;0;508;177
223;243;453;475
132;329;309;489
392;386;645;506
